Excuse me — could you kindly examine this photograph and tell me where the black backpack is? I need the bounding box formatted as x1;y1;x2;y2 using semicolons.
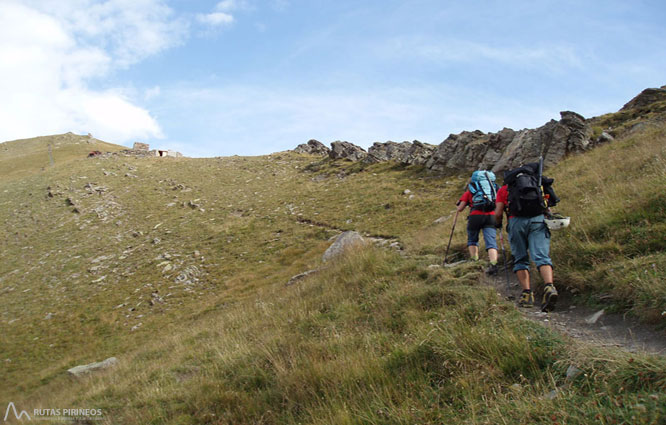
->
503;163;559;217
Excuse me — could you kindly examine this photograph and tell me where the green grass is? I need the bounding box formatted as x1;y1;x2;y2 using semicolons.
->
1;129;665;424
549;125;666;323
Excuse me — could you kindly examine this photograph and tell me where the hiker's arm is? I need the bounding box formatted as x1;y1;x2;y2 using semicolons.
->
494;201;505;228
456;200;468;212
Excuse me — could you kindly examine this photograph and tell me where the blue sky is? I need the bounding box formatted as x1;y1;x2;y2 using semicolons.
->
1;1;664;157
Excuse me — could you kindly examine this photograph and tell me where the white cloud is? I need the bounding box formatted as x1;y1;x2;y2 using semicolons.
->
197;12;234;26
215;0;238;12
380;37;584;72
157;83;558;157
144;86;161;101
0;1;181;144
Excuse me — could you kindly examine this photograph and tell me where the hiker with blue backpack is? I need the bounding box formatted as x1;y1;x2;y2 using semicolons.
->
456;170;500;275
494;159;561;312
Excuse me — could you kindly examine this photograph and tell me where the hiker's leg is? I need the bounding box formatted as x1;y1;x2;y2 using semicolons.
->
468;245;479;259
507;217;530;273
528;216;553;281
467;216;482;260
480;220;498;261
516;269;530;291
538;265;553;285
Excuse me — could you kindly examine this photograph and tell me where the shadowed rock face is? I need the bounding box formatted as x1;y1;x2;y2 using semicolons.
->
294;139;330;156
329;141;367;161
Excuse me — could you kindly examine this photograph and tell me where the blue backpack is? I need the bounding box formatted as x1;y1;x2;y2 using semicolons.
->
469;170;497;212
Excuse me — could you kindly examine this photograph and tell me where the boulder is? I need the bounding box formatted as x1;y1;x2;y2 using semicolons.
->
329;141;367;161
294;139;330;156
322;231;365;262
596;131;614;144
67;357;118;377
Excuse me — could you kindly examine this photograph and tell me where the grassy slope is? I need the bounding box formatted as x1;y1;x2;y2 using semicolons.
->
0;133;124;181
550;123;666;323
0;129;664;424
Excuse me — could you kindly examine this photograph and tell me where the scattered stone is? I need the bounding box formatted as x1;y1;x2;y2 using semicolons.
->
322;231;366;262
286;269;319;286
175;265;201;285
131;323;142;332
509;383;523;394
566;365;582;381
67;357;118;377
596;131;614;144
403;189;411;195
44;313;53;320
585;309;605;325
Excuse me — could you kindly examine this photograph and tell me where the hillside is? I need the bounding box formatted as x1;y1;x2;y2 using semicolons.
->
1;89;665;424
0;133;125;181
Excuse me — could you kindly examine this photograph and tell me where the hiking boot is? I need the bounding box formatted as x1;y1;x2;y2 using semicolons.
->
518;291;534;308
541;284;558;312
485;263;499;275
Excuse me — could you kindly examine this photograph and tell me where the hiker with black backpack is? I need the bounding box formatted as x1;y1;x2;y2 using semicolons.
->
493;159;560;312
456;170;500;275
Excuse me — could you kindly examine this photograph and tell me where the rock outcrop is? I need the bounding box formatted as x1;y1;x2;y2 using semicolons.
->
400;140;437;165
425;111;593;173
294;139;330;156
363;140;436;164
365;141;412;163
620;86;666;111
294;86;666;172
329;141;367;161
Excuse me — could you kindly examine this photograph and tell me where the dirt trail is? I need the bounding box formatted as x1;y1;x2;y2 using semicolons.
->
484;267;666;356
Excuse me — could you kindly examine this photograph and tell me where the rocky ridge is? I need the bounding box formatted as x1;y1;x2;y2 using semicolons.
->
292;87;666;172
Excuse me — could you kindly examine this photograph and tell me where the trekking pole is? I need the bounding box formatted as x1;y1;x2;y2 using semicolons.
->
443;210;460;265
